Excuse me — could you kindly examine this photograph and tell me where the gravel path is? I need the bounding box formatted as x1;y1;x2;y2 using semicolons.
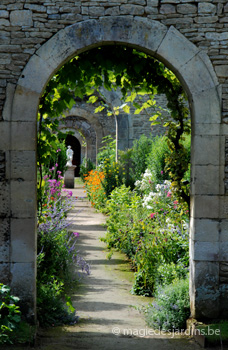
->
36;184;204;350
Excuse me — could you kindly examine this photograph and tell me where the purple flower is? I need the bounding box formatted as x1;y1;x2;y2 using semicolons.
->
73;232;79;237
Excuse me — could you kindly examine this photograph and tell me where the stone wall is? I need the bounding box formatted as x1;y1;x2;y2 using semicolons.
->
0;1;227;320
0;1;227;120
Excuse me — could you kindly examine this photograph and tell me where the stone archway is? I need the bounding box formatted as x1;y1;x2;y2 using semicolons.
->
59;127;87;163
59;116;97;164
6;16;222;320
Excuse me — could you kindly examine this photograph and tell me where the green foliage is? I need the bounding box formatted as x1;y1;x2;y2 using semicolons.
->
37;278;77;327
146;135;170;184
155;261;188;287
36;176;85;327
0;284;21;344
103;180;189;296
118;148;135;189
37;139;67;211
79;157;95;181
130;135;152;181
39;46;190;210
97;135;116;166
146;278;190;330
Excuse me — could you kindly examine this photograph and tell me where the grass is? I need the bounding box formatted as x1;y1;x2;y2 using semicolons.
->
196;320;228;346
74;177;83;186
1;321;36;348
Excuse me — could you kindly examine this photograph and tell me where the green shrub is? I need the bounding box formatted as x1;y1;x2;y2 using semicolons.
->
37;279;77;327
97;135;116;166
103;177;189;296
0;284;21;344
146;278;190;331
131;135;152;181
79;157;95;181
155;261;188;288
146;135;170;184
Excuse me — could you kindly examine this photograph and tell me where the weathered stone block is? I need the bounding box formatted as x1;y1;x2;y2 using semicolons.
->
88;6;105;17
193;135;220;166
0;121;10;149
129;0;146;4
0;263;10;285
219;196;228;219
10;262;36;318
0;10;9;18
11;181;36;218
191;261;220;318
215;65;228;78
24;4;46;13
160;4;176;14
191;87;221;125
219;284;228;317
191;165;221;195
11;219;36;263
145;6;158;14
16;54;54;95
194;123;220;136
11;85;40;122
198;2;217;15
0;19;9;26
190;218;219;242
177;4;197;14
120;4;145;15
11;151;36;181
179;52;217;95
192;240;219;261
0;182;10;217
64;166;76;188
0;218;10;262
105;7;120;16
157;25;199;75
147;0;158;5
219;242;228;261
191;195;220;219
10;10;33;27
220;220;228;241
11;122;36;151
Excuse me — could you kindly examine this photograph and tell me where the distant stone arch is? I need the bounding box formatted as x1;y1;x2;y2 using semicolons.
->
8;16;222;319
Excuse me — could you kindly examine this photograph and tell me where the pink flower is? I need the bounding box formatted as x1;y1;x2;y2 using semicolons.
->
150;213;156;219
173;200;178;204
55;163;58;167
73;232;79;237
167;191;171;197
149;180;151;184
57;149;61;152
161;171;163;175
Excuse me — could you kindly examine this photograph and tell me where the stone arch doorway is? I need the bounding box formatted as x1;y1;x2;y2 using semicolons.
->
60;127;87;164
8;17;222;320
65;134;81;177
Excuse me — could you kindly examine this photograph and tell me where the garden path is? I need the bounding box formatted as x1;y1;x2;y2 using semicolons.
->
35;182;206;350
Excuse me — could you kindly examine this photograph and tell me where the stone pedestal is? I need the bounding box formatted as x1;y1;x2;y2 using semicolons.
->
64;166;76;188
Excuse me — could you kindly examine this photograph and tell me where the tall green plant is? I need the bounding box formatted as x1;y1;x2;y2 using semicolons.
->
0;284;21;344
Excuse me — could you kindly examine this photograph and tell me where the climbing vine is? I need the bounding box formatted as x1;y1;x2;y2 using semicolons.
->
38;46;191;207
